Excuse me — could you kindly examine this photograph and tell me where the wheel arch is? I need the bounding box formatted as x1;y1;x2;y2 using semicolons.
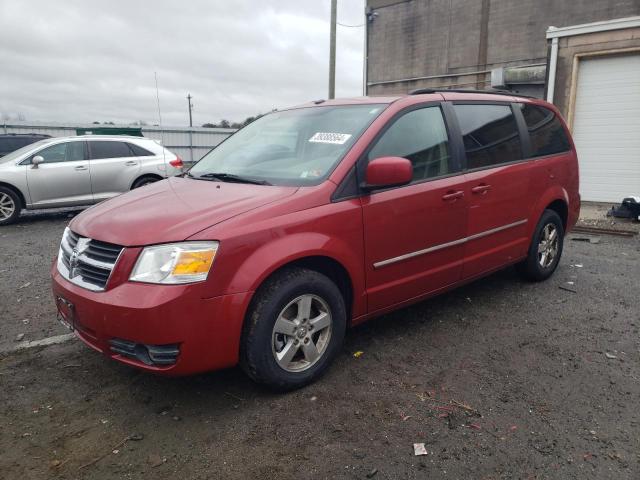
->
528;186;570;237
0;181;26;208
131;174;163;189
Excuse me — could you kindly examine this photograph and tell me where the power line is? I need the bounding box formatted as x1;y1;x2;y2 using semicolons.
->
337;21;364;27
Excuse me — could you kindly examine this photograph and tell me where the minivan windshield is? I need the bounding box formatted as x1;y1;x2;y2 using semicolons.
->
189;104;386;186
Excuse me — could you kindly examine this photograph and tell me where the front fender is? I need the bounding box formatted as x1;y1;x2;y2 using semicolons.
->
227;232;366;318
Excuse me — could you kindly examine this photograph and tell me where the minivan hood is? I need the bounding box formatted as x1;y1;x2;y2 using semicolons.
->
70;176;298;246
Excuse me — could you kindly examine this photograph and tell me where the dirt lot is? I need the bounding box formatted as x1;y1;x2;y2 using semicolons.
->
0;210;639;479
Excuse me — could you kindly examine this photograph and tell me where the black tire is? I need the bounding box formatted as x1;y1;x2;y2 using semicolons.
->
240;267;347;391
0;186;22;226
132;176;161;189
516;209;564;281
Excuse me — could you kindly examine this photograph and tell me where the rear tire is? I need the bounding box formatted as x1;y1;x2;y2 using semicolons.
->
240;267;346;391
516;209;564;281
0;186;21;226
132;176;161;189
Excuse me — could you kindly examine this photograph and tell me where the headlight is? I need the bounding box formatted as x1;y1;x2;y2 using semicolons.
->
129;241;219;284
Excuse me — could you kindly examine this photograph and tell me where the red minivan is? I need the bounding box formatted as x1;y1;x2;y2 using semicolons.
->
51;90;579;390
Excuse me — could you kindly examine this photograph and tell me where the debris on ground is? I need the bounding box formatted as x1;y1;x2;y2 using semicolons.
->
413;443;428;456
147;454;166;468
15;333;25;342
605;352;617;359
366;467;378;478
571;235;601;244
19;282;31;289
559;285;577;293
353;351;364;358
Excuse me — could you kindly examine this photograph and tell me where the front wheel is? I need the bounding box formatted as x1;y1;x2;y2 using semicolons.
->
0;187;21;226
516;209;564;281
240;267;346;391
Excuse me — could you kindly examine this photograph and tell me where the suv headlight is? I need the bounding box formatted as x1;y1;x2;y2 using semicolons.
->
129;241;219;284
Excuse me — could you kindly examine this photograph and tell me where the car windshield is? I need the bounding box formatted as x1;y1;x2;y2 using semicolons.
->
189;104;386;186
0;138;55;164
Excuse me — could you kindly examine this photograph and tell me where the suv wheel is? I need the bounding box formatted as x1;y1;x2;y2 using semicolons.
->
516;209;564;281
0;187;21;226
240;267;346;390
132;176;160;189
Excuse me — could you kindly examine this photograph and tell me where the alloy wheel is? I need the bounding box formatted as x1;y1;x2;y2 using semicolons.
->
271;294;333;372
0;193;16;221
537;223;558;268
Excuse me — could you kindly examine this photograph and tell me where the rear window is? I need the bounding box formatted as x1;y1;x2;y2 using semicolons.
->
128;143;154;156
518;104;571;157
90;141;133;159
453;104;522;169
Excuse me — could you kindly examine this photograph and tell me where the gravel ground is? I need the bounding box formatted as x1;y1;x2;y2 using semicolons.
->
0;211;639;479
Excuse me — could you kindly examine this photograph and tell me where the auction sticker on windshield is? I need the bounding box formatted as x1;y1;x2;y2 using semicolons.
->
308;132;352;145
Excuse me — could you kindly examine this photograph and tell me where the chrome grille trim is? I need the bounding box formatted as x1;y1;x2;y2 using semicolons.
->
57;228;124;291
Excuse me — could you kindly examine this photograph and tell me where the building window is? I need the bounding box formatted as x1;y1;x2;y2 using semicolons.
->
454;104;523;169
519;104;571;157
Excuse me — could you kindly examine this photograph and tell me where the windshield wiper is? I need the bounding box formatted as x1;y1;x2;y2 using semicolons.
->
196;172;271;185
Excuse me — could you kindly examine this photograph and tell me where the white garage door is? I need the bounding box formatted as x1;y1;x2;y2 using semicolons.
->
572;54;640;202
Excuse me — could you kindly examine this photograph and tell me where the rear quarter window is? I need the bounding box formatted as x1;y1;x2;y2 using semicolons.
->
128;143;155;156
518;104;571;157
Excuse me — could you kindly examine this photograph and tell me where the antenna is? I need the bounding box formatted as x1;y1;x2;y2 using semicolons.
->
154;72;167;174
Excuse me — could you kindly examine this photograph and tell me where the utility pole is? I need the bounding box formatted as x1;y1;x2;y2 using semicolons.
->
328;0;337;99
187;93;193;127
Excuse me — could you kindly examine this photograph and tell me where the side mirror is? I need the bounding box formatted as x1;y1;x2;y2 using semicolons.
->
364;156;413;190
31;155;44;168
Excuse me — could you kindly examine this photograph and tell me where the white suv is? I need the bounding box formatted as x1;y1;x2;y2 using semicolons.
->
0;135;183;225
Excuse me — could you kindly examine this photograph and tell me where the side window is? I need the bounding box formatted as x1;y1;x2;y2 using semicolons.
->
518;104;571;157
66;142;86;161
34;143;68;163
90;141;133;160
367;106;452;182
454;104;522;169
127;143;154;156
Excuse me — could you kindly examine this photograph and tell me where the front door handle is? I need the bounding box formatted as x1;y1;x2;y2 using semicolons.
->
442;190;464;201
74;165;88;171
124;161;138;166
471;184;491;195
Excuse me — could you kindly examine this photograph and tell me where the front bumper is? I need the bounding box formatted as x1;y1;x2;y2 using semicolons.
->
51;262;252;376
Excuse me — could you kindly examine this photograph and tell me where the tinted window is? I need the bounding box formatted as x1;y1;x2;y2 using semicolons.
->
90;141;133;159
454;104;522;169
35;143;67;163
66;142;86;161
368;106;451;182
128;143;154;156
518;104;571;157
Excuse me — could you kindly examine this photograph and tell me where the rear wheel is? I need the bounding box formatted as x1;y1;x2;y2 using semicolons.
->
0;187;21;226
240;267;346;390
132;176;161;189
516;209;564;281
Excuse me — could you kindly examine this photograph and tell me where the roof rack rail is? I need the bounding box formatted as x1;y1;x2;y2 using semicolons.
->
409;88;536;99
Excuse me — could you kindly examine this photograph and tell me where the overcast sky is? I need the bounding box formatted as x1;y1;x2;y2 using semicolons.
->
0;0;365;127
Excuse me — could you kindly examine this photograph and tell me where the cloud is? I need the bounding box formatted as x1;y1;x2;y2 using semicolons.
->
0;0;365;126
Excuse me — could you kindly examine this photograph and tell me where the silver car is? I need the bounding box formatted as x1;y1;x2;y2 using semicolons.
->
0;135;182;225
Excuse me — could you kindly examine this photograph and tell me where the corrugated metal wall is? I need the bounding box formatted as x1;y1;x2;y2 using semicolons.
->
1;122;235;165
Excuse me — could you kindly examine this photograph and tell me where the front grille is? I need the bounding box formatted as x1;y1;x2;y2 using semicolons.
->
57;228;123;291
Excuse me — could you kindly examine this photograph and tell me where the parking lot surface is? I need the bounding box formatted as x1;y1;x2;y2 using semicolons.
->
1;211;639;479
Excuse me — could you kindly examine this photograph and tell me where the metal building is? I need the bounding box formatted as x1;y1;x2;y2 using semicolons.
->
1;121;235;166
